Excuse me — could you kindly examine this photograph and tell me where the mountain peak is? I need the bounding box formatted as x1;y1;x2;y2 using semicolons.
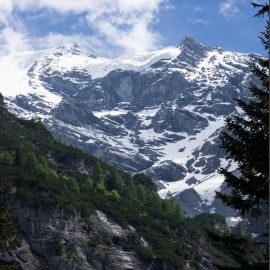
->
68;43;84;54
181;36;198;45
69;43;83;53
70;43;97;58
179;36;208;51
54;43;97;58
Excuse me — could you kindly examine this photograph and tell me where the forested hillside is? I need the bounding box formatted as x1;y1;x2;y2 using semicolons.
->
0;95;267;269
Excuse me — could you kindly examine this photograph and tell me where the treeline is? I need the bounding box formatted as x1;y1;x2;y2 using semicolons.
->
0;96;267;268
0;147;184;222
0;108;189;267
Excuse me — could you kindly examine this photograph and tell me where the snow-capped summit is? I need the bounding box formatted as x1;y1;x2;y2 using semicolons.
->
0;36;256;218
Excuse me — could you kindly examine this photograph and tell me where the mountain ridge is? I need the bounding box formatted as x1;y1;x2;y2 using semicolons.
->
0;36;258;221
2;95;263;270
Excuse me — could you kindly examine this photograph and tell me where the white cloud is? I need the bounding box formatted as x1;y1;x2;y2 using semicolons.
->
0;0;167;56
186;5;208;26
188;18;208;25
35;33;116;57
0;27;32;54
218;0;240;18
0;0;14;25
194;6;203;12
85;4;161;55
0;8;32;55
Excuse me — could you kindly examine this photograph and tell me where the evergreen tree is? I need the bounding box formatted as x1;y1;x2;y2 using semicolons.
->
93;161;105;186
84;176;93;190
173;204;184;222
23;152;39;174
0;203;16;252
127;178;136;193
106;167;121;191
232;221;246;239
14;148;22;166
136;184;146;204
216;3;269;216
67;177;80;194
0;151;14;166
0;93;3;107
122;178;137;201
38;155;49;171
133;173;157;191
145;190;161;208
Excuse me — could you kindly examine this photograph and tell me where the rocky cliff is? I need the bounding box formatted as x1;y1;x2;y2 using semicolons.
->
0;37;258;219
0;102;262;270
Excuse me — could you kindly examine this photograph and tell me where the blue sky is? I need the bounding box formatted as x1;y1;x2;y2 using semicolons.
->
0;0;266;57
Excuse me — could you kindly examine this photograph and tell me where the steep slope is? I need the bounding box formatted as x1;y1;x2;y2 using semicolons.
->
0;36;257;218
1;96;265;270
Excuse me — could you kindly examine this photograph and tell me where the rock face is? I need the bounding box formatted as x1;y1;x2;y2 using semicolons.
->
144;160;187;182
1;204;145;270
0;36;256;218
0;203;216;270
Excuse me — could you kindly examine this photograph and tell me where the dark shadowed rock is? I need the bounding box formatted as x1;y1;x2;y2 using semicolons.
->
175;188;203;217
1;36;257;219
0;93;4;107
151;107;208;134
144;160;187;182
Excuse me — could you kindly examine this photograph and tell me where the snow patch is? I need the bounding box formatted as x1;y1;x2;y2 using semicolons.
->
85;47;181;79
226;216;242;227
0;49;61;108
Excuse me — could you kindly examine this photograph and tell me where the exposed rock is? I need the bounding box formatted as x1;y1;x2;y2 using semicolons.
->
1;36;257;217
0;201;221;270
144;160;187;182
52;99;104;128
6;205;146;270
151;108;209;134
175;188;203;217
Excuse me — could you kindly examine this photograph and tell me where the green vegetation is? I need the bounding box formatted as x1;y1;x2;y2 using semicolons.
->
0;97;266;269
216;3;269;216
0;176;20;253
192;213;227;231
215;4;269;268
0;102;189;267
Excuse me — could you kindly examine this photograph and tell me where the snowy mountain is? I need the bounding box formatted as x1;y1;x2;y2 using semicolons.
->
0;36;257;218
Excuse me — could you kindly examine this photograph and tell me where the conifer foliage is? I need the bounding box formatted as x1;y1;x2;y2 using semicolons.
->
216;3;269;216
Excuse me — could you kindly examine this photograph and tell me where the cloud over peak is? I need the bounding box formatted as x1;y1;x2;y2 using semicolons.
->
0;0;167;56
